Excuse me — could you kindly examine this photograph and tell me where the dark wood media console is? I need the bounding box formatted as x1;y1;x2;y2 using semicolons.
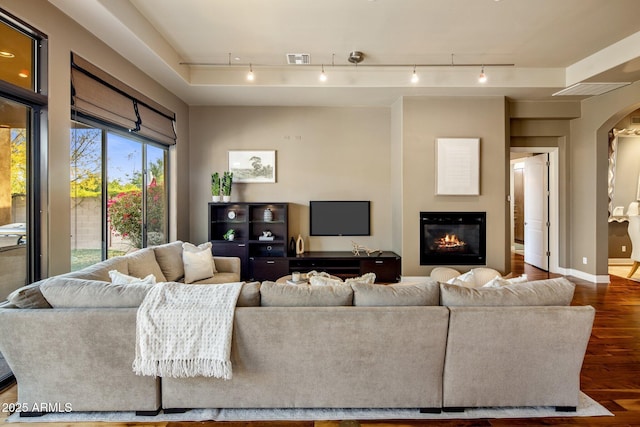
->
250;251;402;283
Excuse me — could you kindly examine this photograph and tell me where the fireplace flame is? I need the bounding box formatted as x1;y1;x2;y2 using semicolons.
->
436;234;466;249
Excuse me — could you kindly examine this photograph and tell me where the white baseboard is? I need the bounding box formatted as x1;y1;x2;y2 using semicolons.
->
608;258;632;266
555;267;610;284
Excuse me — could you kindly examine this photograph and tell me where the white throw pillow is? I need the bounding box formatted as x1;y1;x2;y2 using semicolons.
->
446;270;476;288
182;242;215;284
345;272;376;284
309;276;345;286
482;274;529;288
108;270;156;285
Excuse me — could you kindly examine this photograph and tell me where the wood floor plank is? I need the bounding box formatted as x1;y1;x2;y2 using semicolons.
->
1;253;638;426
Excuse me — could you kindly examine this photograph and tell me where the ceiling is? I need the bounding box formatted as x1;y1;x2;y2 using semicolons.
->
48;0;640;107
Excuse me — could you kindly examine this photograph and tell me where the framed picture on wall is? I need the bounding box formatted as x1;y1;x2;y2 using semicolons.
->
435;138;480;195
228;150;276;183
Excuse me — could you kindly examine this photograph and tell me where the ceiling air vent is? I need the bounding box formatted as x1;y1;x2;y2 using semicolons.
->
552;82;630;97
286;53;311;65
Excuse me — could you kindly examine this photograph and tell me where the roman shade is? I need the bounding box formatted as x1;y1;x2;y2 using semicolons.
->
70;53;176;145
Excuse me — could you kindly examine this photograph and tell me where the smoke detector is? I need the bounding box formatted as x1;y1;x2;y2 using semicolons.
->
286;53;311;65
348;51;364;64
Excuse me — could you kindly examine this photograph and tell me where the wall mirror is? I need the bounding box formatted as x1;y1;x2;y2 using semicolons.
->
608;131;640;221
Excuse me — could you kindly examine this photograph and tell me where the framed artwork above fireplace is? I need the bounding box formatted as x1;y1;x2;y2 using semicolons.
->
435;138;480;196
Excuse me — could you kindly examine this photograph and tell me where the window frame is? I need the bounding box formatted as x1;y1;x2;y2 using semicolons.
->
0;8;48;282
71;114;170;261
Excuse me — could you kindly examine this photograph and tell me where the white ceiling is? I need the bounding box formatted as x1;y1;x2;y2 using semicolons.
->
49;0;640;107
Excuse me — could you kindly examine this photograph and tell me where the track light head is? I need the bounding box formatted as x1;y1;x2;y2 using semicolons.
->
247;63;255;81
348;51;364;64
478;65;487;83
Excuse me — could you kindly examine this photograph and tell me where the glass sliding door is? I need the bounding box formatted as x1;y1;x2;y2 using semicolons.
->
70;121;103;270
0;97;29;300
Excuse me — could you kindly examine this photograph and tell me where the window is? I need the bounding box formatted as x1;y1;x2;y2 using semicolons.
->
71;120;169;269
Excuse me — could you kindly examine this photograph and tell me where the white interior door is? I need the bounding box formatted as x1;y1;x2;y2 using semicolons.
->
524;154;549;271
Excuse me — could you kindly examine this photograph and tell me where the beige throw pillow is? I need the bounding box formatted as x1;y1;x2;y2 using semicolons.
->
182;242;216;284
153;240;185;281
125;248;167;282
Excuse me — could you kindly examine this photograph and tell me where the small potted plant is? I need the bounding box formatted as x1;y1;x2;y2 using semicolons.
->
211;172;221;202
222;171;233;202
223;229;235;241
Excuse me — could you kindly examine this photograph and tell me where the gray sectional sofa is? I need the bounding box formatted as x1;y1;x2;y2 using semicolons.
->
0;241;595;416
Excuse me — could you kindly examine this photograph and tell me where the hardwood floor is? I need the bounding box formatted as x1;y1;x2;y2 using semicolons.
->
1;254;639;426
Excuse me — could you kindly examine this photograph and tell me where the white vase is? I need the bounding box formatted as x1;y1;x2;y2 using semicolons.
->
212;195;221;202
296;234;305;255
223;195;231;202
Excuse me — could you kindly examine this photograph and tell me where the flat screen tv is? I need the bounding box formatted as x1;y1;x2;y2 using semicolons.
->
309;201;370;236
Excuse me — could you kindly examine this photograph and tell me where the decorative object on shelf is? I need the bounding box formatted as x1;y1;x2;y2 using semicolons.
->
263;208;273;222
259;230;275;241
222;171;233;202
351;241;382;256
223;229;235;241
228;150;277;183
289;237;296;256
211;172;221;202
227;210;236;220
296;234;305;255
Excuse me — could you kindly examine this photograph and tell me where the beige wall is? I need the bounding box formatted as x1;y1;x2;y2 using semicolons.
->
399;97;510;276
0;0;190;276
570;80;640;277
188;106;391;252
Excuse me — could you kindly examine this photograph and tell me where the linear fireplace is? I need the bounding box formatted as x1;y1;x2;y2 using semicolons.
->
420;212;486;265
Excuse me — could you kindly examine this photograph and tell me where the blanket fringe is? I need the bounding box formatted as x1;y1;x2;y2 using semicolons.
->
133;358;233;380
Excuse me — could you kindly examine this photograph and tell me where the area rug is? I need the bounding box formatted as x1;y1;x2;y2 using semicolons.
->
6;392;612;422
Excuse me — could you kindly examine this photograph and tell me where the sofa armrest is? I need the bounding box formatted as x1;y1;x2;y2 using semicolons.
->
213;256;241;274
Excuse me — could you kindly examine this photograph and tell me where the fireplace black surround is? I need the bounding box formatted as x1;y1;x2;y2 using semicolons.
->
420;212;486;265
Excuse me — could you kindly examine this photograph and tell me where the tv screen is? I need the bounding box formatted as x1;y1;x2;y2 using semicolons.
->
309;201;370;236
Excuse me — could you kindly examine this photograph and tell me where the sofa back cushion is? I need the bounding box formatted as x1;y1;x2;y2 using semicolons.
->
40;277;154;308
125;248;167;282
440;277;575;307
60;256;129;282
352;280;440;306
260;281;353;307
237;281;261;307
153;240;184;282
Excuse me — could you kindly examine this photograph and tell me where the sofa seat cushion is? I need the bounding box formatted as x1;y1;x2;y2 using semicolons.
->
440;277;575;307
260;281;353;307
125;248;167;282
189;272;241;285
153;240;185;282
352;280;440;306
40;277;154;308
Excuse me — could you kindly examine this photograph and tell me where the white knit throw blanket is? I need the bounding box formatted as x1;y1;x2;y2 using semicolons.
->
133;281;243;380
